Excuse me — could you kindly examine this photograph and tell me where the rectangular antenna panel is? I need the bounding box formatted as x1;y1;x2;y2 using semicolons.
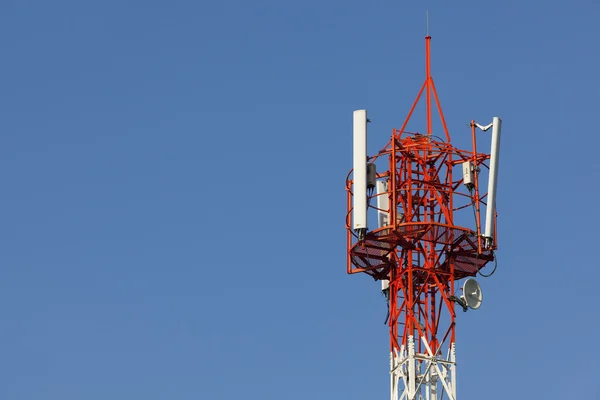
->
353;110;368;231
376;180;389;228
484;117;502;245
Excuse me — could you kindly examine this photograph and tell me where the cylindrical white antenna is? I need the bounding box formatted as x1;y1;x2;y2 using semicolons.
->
353;110;368;236
484;117;502;247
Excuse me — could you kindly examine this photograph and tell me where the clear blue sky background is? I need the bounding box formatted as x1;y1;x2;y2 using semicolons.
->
1;1;598;399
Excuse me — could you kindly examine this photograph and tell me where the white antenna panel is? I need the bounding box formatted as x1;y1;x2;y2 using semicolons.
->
381;279;390;292
376;180;389;228
353;110;368;232
484;117;502;247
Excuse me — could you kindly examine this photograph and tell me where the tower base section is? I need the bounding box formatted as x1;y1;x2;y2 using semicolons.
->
390;336;457;400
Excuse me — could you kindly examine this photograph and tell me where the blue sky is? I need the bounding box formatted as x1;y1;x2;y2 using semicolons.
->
1;0;599;399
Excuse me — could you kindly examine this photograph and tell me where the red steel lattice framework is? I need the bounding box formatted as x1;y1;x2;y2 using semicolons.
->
345;36;499;400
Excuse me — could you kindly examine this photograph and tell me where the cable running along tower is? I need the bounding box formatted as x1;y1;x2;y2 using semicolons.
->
346;36;502;400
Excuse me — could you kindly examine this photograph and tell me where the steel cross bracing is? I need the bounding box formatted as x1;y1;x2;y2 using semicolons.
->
386;135;464;400
390;336;456;400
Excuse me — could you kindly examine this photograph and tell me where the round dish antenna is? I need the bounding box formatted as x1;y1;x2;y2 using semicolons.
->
461;278;483;310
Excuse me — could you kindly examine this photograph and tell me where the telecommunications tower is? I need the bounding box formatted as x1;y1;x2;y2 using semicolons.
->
346;35;502;400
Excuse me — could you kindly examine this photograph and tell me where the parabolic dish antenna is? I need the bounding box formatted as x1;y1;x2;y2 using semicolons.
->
461;278;483;310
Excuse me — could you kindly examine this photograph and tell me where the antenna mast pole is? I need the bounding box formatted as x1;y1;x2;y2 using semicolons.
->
426;35;432;137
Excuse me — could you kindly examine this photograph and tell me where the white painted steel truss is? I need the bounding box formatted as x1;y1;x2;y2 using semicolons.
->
390;336;457;400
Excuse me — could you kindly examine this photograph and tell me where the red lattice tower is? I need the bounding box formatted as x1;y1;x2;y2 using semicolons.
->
345;36;501;400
